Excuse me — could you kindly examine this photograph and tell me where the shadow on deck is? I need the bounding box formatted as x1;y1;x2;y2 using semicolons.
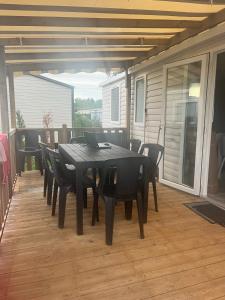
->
1;171;225;300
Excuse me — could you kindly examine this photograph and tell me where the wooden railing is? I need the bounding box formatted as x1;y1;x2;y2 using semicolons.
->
16;125;129;171
0;129;17;239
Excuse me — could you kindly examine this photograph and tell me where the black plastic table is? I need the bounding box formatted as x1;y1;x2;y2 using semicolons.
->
59;143;149;235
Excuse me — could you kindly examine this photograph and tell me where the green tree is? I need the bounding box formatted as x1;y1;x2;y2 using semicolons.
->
74;98;102;111
16;110;26;128
74;113;101;128
74;97;102;128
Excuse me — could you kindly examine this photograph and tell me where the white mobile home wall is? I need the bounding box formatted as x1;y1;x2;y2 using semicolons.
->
14;75;73;128
101;22;225;196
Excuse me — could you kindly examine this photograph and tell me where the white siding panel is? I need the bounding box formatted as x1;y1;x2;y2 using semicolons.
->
14;75;72;128
131;68;163;143
102;78;126;128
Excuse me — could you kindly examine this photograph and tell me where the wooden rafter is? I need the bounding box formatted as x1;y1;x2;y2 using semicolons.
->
0;3;211;17
7;60;129;72
5;51;147;60
0;37;168;46
0;16;200;28
160;0;225;3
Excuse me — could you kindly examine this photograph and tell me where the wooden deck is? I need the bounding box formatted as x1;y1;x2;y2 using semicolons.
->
1;171;225;300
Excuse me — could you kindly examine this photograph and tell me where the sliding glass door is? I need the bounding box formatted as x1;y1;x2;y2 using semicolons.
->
161;56;208;194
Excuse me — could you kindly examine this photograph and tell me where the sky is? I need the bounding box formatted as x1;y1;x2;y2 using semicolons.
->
42;72;109;100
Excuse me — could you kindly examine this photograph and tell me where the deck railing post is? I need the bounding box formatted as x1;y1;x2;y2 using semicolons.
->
61;124;68;143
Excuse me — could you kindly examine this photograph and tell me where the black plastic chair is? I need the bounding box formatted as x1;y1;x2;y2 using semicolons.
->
94;157;146;245
70;136;86;144
47;148;98;228
16;130;43;176
139;143;164;212
129;139;141;153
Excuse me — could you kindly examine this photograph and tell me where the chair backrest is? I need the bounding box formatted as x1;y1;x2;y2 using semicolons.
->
99;157;146;198
139;143;164;167
70;136;86;144
95;132;107;143
24;130;39;149
46;148;66;186
17;130;40;150
130;139;141;153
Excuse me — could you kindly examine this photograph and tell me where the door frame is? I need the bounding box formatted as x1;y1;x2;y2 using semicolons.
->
159;54;209;195
201;44;225;197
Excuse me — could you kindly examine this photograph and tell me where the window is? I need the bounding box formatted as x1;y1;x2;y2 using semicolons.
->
111;86;120;122
135;77;145;124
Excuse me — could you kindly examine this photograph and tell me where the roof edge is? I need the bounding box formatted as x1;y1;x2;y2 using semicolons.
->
31;74;74;90
100;72;125;87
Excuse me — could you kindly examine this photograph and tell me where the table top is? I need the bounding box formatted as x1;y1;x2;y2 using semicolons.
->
59;143;144;168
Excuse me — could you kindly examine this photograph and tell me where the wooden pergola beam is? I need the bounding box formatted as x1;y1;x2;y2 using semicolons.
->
0;16;200;28
0;4;210;17
160;0;225;3
7;60;129;72
0;31;174;36
6;51;147;60
134;7;225;65
0;37;168;47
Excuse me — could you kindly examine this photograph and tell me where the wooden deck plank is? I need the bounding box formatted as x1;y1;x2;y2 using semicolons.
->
1;171;225;300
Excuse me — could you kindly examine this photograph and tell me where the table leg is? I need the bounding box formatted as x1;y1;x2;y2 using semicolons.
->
76;167;84;235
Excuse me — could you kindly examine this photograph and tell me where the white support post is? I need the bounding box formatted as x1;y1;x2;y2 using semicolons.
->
125;69;131;141
0;46;9;133
7;69;16;129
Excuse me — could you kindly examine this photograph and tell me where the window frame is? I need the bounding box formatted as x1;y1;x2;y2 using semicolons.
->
110;85;120;124
134;75;146;126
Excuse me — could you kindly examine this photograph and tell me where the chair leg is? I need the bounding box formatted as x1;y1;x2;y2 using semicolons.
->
83;188;88;208
37;154;43;176
124;200;133;220
152;179;158;212
58;187;67;229
105;197;116;245
136;193;144;239
52;181;58;216
47;175;53;206
19;153;26;175
91;187;99;226
141;181;149;224
43;170;48;197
